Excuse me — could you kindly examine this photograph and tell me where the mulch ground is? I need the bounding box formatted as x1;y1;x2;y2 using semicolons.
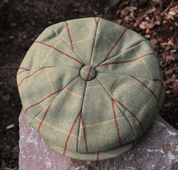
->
0;0;178;169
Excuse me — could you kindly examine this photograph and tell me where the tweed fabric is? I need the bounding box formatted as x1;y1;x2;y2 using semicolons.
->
17;17;165;161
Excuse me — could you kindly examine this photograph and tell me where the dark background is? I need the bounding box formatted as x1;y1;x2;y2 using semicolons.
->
0;0;178;169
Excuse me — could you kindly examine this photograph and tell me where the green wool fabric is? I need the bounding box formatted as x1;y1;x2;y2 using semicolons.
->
17;17;165;161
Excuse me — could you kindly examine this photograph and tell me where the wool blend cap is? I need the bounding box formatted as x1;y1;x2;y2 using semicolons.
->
17;17;165;161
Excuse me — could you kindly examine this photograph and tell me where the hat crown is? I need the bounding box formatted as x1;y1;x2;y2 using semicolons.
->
17;17;165;160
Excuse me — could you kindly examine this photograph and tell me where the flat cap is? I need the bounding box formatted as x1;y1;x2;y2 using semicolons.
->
17;17;165;161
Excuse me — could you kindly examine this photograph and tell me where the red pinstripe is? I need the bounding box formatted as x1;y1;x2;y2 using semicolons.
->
37;99;54;132
81;114;89;153
130;75;158;101
96;151;100;161
86;66;92;81
102;28;128;62
94;17;98;26
152;79;161;82
25;84;68;113
63;108;82;156
112;98;144;133
34;41;83;65
18;67;45;87
111;99;122;146
65;21;74;50
96;53;155;68
19;67;30;71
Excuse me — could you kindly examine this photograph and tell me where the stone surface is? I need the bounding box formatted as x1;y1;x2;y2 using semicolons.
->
19;108;178;170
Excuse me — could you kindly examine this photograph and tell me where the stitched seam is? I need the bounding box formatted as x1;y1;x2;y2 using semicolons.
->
76;81;87;152
42;27;82;67
134;46;153;79
18;67;46;87
89;17;100;66
34;117;78;138
96;72;162;86
96;77;137;140
126;39;148;52
51;27;58;37
34;41;83;66
63;109;82;156
81;113;89;153
40;39;63;68
96;53;155;68
102;28;128;62
111;98;122;146
60;38;85;65
17;66;69;76
17;70;30;75
130;75;158;101
29;76;80;123
37;99;54;132
65;21;74;50
39;28;62;68
130;85;161;125
76;18;100;153
97;39;148;67
96;31;125;52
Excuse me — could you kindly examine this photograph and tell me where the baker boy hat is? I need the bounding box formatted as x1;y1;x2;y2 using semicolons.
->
17;17;165;161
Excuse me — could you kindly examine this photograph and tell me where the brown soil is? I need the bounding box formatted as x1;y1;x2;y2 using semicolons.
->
0;0;178;169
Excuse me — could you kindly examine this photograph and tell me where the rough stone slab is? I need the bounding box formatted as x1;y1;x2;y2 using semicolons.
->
19;108;178;170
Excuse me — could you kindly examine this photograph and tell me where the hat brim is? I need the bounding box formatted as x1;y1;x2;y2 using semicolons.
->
44;137;135;161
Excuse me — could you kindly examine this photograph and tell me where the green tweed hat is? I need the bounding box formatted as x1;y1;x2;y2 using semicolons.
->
17;17;165;161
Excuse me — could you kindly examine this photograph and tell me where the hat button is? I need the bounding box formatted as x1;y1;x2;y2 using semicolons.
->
80;65;96;81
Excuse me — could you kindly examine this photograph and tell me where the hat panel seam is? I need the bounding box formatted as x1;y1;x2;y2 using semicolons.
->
60;38;85;66
80;113;89;153
95;77;138;141
76;81;87;153
63;108;82;156
124;39;148;54
129;85;162;127
18;66;59;75
96;73;163;127
18;66;62;89
39;38;63;68
96;74;162;125
34;40;84;67
96;27;134;67
130;75;159;101
89;17;100;66
37;99;55;132
17;67;46;87
28;76;84;153
65;21;74;51
111;98;122;146
102;28;128;63
28;108;43;125
96;72;163;87
17;69;30;76
96;39;151;68
24;75;80;123
76;18;100;152
51;27;85;66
